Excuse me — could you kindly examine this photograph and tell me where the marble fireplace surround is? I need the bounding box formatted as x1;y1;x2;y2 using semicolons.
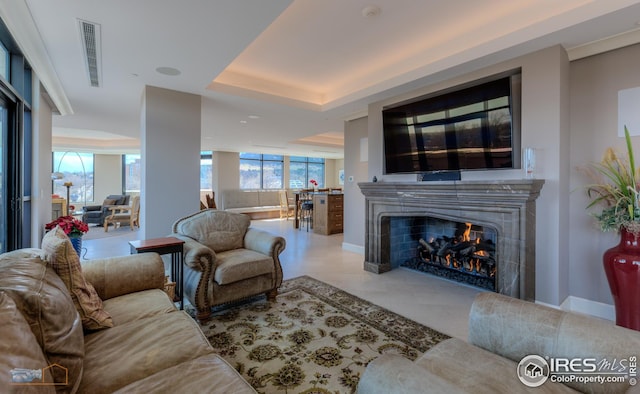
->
358;180;544;301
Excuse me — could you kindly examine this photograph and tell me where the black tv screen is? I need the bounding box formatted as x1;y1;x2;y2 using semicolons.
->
383;74;520;174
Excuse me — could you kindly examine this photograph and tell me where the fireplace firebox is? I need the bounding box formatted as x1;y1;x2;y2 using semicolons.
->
391;216;497;291
359;180;544;300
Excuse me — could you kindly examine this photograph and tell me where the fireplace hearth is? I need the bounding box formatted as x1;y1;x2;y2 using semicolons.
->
359;180;544;300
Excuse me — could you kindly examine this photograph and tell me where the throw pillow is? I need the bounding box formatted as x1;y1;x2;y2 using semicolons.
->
102;198;117;206
42;226;114;330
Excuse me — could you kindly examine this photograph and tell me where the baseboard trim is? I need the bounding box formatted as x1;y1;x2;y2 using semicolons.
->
559;296;615;321
342;242;364;255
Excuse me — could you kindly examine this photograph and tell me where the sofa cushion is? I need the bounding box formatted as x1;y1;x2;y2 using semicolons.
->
468;292;639;394
222;190;261;209
214;249;274;285
42;226;114;330
81;311;214;394
105;194;128;205
174;210;250;253
0;291;56;392
0;251;84;392
101;289;176;326
417;338;577;394
358;353;468;394
112;354;257;394
81;253;166;300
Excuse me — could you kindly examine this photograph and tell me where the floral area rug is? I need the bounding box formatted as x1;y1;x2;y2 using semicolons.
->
193;276;450;394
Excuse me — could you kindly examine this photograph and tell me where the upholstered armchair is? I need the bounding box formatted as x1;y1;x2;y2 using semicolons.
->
103;195;140;232
171;209;286;321
82;194;130;225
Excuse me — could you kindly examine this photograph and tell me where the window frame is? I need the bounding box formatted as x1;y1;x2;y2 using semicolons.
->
289;156;325;189
239;152;283;190
122;153;141;194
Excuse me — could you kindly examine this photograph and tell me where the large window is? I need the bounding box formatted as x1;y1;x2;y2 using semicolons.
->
123;154;141;193
0;41;8;80
289;156;325;189
239;153;283;189
52;152;94;206
124;151;213;194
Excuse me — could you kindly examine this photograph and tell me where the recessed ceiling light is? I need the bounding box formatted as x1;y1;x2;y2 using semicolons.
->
240;120;248;124
362;5;381;18
156;66;181;76
248;115;260;119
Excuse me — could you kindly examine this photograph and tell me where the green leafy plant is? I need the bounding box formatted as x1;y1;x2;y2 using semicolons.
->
586;126;640;234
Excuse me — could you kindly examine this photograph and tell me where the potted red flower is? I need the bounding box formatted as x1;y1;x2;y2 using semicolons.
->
45;215;89;256
46;215;89;237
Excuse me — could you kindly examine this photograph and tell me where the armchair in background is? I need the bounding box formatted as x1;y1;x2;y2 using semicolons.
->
82;194;130;226
104;196;140;232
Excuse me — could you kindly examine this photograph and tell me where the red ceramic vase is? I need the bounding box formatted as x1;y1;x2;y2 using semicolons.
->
603;228;640;331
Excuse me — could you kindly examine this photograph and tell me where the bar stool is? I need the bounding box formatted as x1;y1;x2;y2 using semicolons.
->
298;190;313;231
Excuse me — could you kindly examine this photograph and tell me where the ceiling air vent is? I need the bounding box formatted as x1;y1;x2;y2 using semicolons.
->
78;19;102;87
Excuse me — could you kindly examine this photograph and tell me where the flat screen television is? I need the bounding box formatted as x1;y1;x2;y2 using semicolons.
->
383;72;521;175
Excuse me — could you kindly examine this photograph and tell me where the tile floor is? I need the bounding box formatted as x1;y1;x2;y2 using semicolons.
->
81;218;483;340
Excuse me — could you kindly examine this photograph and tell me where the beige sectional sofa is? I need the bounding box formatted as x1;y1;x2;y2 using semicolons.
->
221;189;281;219
0;246;256;393
358;292;640;394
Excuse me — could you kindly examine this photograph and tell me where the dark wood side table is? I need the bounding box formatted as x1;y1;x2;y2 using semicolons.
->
129;236;185;310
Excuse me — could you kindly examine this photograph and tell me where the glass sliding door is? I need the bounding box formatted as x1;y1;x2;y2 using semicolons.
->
0;19;33;253
0;96;7;252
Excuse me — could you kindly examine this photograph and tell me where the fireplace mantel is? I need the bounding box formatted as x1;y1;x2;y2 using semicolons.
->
358;179;544;300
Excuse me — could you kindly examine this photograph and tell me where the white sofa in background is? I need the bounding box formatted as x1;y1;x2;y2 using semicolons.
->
221;189;281;219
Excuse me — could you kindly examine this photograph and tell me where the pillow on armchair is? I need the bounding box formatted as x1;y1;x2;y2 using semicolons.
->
173;209;250;252
102;198;117;206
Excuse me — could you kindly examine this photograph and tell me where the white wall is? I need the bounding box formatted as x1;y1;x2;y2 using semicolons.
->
33;78;53;247
324;159;341;188
93;154;122;205
141;86;201;239
569;43;640;306
343;117;368;252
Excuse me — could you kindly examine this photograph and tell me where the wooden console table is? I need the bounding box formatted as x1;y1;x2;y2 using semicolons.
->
129;236;185;309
